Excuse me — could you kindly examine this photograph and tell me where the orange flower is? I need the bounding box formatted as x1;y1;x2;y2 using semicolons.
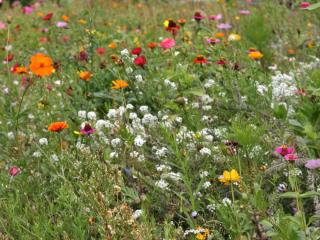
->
112;80;128;90
29;53;54;77
48;122;69;132
79;71;92;81
215;32;225;38
14;66;28;75
248;51;263;60
62;15;69;22
108;42;117;49
148;42;158;49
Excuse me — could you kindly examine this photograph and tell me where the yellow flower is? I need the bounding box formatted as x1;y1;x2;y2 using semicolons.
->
228;33;241;41
219;169;240;185
248;51;263;60
163;19;170;28
78;19;87;25
196;227;209;240
111;80;128;90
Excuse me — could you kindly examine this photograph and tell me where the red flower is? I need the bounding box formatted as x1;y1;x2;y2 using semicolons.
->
4;54;14;63
134;55;146;67
131;47;142;55
194;11;205;21
96;47;105;55
216;59;227;66
193;55;208;64
9;166;21;177
42;13;53;21
148;42;158;49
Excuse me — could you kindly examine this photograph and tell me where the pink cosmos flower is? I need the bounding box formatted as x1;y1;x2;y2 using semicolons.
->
9;166;21;177
305;159;320;169
160;38;176;49
217;23;232;30
300;2;311;9
284;154;298;161
275;145;295;157
208;14;222;21
239;10;251;15
56;21;68;28
0;21;6;30
22;6;33;14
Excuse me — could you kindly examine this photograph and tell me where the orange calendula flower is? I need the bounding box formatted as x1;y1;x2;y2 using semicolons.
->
48;122;69;132
79;71;92;81
195;227;209;240
108;42;117;49
248;51;263;60
111;80;128;90
219;169;240;185
29;53;55;77
62;15;69;22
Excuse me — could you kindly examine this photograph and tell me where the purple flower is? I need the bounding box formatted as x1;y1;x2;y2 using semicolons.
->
305;159;320;169
208;14;222;21
80;123;96;135
56;21;68;28
217;23;232;30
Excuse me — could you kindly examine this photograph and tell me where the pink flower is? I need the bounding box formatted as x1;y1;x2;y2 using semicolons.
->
239;10;251;15
9;166;21;177
160;38;176;49
284;154;298;161
275;145;295;156
0;21;6;30
208;14;222;21
80;123;96;135
22;6;33;14
56;21;68;28
217;23;232;30
305;159;320;169
300;2;311;9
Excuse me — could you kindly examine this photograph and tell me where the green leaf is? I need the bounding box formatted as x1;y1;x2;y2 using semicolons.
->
306;3;320;11
279;192;300;198
185;87;206;97
300;191;320;198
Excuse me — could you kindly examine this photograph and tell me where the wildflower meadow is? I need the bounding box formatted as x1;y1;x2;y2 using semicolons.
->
1;0;320;239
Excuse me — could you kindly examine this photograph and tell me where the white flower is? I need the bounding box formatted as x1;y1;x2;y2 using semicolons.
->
137;154;145;162
110;151;119;158
134;135;145;147
164;79;177;90
142;113;157;126
78;110;87;119
51;154;59;162
107;109;118;118
54;80;62;86
200;171;209;178
7;132;14;139
135;74;144;83
28;114;34;119
206;203;216;212
120;48;129;56
204;79;215;88
87;111;96;120
32;151;42;158
203;181;211;189
39;138;48;145
126;104;134;110
111;138;121;147
125;67;133;74
95;120;109;130
155;179;169;189
199;147;211;156
257;84;268;95
139;106;149;114
129;112;138;120
129;151;139;158
132;209;143;219
222;197;232;206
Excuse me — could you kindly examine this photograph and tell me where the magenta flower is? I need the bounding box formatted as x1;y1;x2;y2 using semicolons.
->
22;6;33;14
300;2;311;9
0;21;6;30
193;11;205;21
275;145;295;157
80;123;96;135
160;38;176;49
239;10;251;15
9;166;21;177
305;159;320;169
284;154;298;161
217;23;232;30
208;14;222;21
206;38;221;44
56;21;68;28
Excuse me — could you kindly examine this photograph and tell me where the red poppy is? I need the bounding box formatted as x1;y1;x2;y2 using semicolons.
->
193;55;208;64
131;47;142;55
134;55;146;67
96;47;105;55
42;13;53;21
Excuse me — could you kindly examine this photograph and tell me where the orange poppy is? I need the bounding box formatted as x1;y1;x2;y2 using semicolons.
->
48;122;69;132
79;71;92;81
30;53;54;77
111;80;128;90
